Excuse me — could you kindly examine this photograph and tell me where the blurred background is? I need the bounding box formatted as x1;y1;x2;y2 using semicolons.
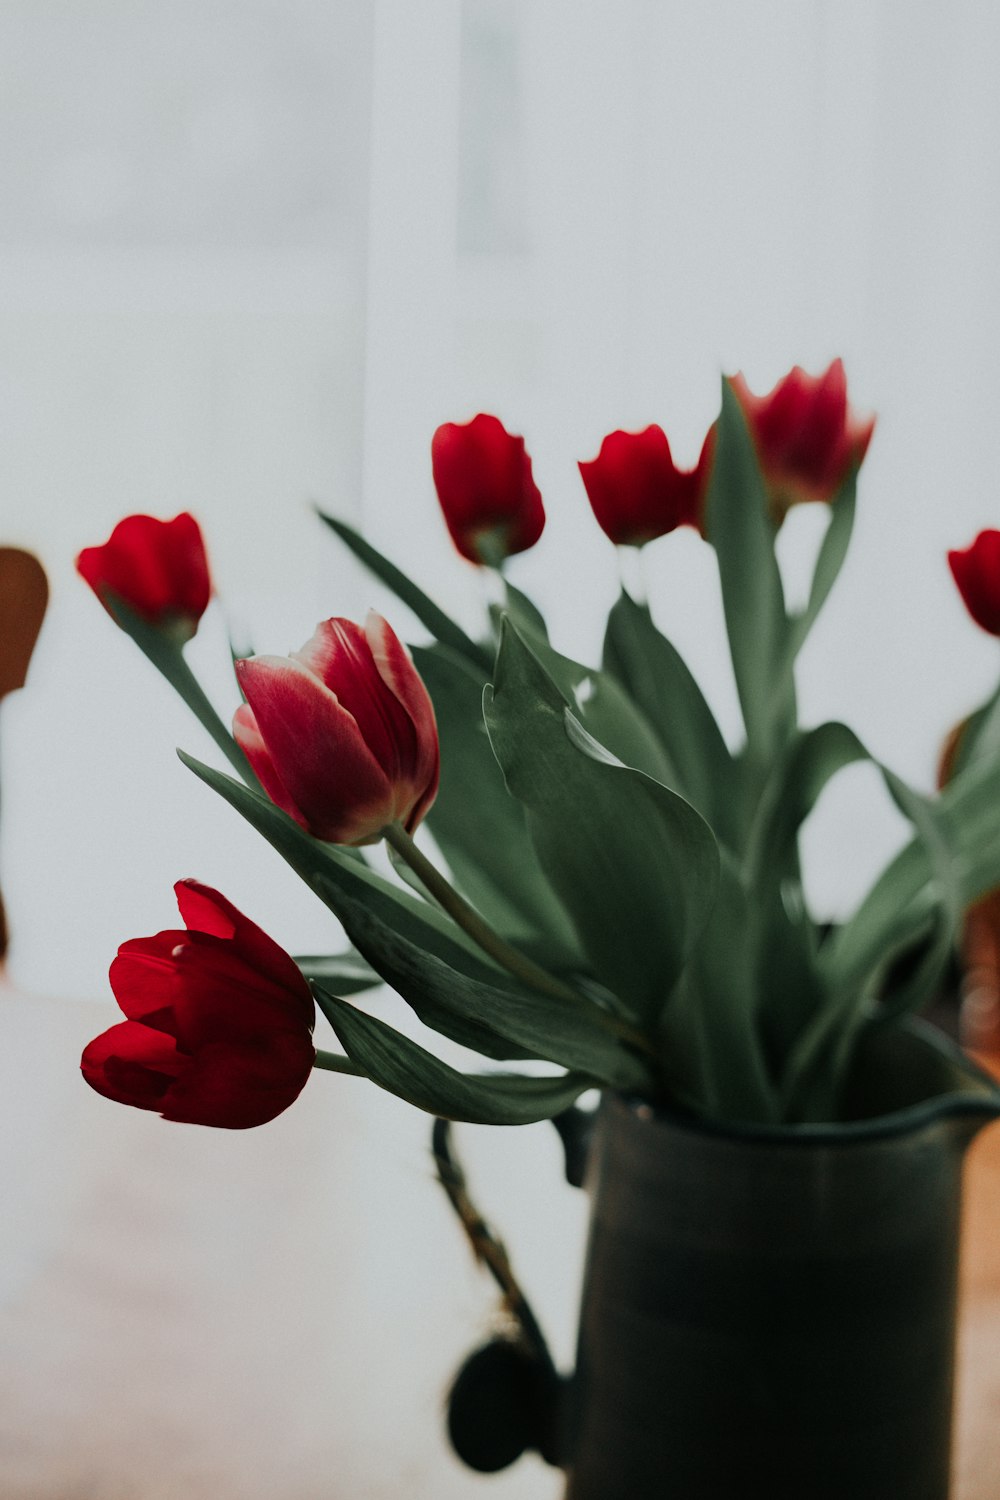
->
2;2;1000;1495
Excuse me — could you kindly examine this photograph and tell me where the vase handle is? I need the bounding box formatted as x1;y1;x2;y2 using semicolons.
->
435;1115;571;1473
551;1101;598;1188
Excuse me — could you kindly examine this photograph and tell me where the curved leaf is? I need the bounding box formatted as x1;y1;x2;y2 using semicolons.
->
318;883;651;1088
603;590;740;844
317;510;490;670
412;642;582;964
317;991;595;1124
705;379;790;755
483;622;719;1025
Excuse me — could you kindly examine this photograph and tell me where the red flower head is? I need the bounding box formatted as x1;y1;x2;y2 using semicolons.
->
76;513;211;643
949;530;1000;637
578;424;715;546
233;612;439;845
81;881;315;1129
431;413;545;565
728;359;875;523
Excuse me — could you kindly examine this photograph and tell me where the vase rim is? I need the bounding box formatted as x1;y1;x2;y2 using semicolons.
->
613;1017;1000;1148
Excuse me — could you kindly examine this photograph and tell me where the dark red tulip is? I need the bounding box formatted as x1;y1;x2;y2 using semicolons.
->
729;359;874;522
77;513;211;642
81;881;315;1129
431;413;545;565
949;530;1000;637
579;424;714;546
234;612;440;845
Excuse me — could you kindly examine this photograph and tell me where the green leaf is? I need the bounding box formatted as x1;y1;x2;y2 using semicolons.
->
496;608;674;784
822;750;1000;997
483;622;720;1025
497;580;549;641
412;642;582;964
316;510;490;671
663;853;779;1124
745;722;867;886
316;991;595;1124
294;949;382;994
705;379;790;754
324;885;652;1088
948;682;1000;781
602;590;740;844
784;472;857;662
179;752;504;979
785;766;961;1120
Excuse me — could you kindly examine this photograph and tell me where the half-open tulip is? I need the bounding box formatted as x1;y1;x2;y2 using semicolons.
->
579;425;714;545
233;612;439;845
431;413;545;564
729;359;874;522
81;881;315;1129
949;530;1000;637
77;512;211;642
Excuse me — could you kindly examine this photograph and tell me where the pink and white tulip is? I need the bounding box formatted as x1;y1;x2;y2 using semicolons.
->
234;613;440;845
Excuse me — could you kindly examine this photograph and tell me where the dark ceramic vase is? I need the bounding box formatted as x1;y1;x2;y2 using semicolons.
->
561;1020;1000;1500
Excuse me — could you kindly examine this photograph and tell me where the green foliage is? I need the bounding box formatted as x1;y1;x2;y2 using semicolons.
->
315;990;596;1124
483;621;719;1027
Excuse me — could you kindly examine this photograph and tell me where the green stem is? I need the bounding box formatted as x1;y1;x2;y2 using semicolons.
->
145;634;257;786
383;821;654;1058
314;1049;366;1076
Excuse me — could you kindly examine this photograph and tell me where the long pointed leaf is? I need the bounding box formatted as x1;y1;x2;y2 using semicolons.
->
603;590;740;843
483;622;719;1025
412;642;582;964
705;379;790;755
317;882;650;1087
317;992;595;1124
317;510;490;670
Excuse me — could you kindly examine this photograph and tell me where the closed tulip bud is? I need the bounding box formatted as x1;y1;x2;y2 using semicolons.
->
431;413;545;565
729;359;874;523
233;612;440;845
579;424;714;546
81;881;315;1129
76;512;211;642
949;530;1000;637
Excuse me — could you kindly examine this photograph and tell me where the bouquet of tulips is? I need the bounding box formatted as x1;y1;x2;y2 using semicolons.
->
76;361;1000;1132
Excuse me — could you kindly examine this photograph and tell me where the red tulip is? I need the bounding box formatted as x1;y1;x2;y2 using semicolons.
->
431;413;545;564
579;425;714;546
233;612;439;845
949;531;1000;637
728;359;874;522
81;881;315;1129
77;513;211;642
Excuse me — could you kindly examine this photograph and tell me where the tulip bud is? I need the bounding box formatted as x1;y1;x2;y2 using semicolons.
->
579;424;714;546
431;413;545;565
948;530;1000;637
81;881;315;1129
76;512;212;643
233;612;440;845
729;359;874;523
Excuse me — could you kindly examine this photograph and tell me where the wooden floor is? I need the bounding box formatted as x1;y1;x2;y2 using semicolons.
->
1;982;998;1498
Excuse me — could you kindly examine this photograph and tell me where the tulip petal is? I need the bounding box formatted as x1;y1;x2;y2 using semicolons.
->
364;611;440;821
236;655;395;843
293;618;415;784
173;878;313;1014
81;1021;187;1111
76;512;211;634
431;413;545;563
160;1034;315;1129
949;531;1000;637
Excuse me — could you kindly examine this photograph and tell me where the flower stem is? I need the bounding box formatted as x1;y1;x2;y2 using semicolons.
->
142;631;258;786
383;822;654;1058
313;1049;366;1076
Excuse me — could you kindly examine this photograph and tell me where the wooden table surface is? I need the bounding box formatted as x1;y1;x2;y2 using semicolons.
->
1;983;998;1498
